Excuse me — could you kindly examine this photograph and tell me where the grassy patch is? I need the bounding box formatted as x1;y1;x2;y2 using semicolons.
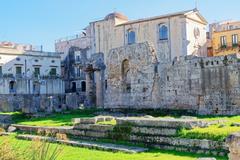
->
0;112;22;116
0;136;227;160
13;109;97;127
178;116;240;141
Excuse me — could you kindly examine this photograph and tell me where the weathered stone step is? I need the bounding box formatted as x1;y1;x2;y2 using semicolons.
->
130;135;228;151
74;124;178;136
16;134;148;153
153;144;227;157
116;117;209;129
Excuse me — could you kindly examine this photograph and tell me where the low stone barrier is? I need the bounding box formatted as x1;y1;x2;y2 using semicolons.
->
226;132;240;160
116;117;209;129
17;134;148;153
73;116;114;125
0;114;12;123
12;116;229;157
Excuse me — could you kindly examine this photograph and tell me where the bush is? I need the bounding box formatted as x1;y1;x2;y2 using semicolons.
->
0;136;63;160
28;137;63;160
0;137;21;160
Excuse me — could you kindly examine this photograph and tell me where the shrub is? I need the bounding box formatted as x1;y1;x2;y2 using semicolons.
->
0;137;21;160
0;136;63;160
0;127;5;133
28;137;63;160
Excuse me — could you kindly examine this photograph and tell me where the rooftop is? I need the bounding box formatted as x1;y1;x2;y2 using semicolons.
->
104;12;128;21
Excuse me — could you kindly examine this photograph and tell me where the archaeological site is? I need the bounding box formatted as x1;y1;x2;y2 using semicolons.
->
1;3;240;160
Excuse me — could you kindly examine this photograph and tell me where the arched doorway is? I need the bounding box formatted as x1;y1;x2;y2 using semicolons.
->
9;81;16;93
71;82;76;92
81;81;86;92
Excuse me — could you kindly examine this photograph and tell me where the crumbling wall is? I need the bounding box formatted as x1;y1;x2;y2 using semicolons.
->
159;55;240;115
105;42;159;108
105;42;240;115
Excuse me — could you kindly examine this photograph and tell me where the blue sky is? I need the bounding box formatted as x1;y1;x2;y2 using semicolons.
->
0;0;240;51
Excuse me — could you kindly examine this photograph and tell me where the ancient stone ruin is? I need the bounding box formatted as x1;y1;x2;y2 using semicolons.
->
105;42;240;115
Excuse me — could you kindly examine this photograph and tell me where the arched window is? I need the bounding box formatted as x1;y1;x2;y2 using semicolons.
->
159;24;168;40
128;30;136;45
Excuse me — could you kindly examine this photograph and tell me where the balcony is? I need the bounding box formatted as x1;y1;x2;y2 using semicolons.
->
15;73;23;79
215;42;240;53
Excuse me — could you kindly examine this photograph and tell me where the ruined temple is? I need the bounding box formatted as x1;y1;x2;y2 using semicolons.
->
55;9;240;115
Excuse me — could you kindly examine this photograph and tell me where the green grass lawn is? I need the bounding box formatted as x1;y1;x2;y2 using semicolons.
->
0;112;22;115
12;109;96;127
0;136;227;160
178;116;240;141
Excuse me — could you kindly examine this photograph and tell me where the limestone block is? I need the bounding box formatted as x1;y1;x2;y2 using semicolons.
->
74;124;114;132
131;126;177;136
73;124;92;130
129;135;225;150
116;117;208;129
89;125;114;132
66;129;85;136
73;118;97;124
7;126;17;132
85;131;107;138
226;132;240;160
96;116;115;122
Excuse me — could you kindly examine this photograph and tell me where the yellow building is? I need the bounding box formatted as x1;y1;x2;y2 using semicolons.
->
210;21;240;56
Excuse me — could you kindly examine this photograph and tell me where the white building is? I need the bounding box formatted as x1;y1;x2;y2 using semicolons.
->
0;42;64;94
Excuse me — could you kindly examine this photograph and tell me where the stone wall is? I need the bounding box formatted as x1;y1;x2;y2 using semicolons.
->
0;94;66;113
105;42;240;115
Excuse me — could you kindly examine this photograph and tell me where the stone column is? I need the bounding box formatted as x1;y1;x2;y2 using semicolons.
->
95;70;104;108
85;71;94;107
226;132;240;160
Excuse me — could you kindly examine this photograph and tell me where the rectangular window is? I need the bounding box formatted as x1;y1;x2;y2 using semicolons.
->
128;30;136;45
34;67;40;77
77;68;81;77
76;55;80;61
232;34;238;45
220;36;227;47
16;66;22;75
49;68;57;76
